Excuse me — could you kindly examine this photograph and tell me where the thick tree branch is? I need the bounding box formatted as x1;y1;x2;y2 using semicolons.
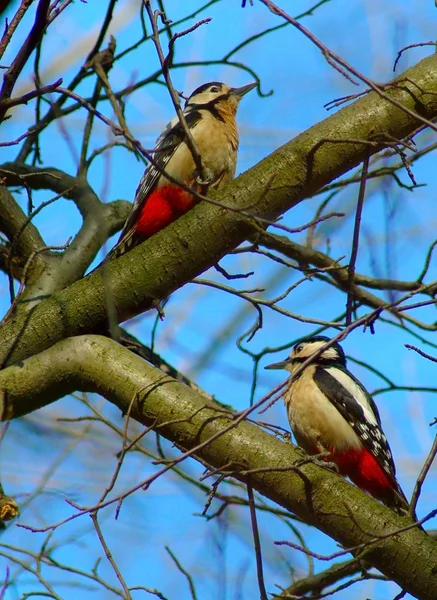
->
2;53;437;364
0;164;131;298
1;164;102;217
0;185;46;257
0;335;435;599
276;558;363;598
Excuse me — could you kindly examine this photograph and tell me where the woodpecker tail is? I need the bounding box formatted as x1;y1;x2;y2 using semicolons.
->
333;447;414;516
103;228;141;263
382;483;409;515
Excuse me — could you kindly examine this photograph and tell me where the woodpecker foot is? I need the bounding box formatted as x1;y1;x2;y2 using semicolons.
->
295;452;339;473
195;167;216;188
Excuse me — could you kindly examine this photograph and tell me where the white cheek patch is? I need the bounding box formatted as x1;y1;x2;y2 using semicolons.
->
320;346;340;361
325;367;379;427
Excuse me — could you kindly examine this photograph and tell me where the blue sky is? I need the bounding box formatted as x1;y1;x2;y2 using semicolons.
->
1;0;437;598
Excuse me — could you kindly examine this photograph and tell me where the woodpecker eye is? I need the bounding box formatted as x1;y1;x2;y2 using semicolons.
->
209;86;220;93
296;344;304;353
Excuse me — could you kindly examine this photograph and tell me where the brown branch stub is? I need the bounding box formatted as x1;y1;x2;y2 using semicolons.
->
0;482;19;524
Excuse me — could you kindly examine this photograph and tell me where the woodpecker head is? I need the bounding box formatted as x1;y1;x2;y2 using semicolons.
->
185;81;257;115
265;336;347;373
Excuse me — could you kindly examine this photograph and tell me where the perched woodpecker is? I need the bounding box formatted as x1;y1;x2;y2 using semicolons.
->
266;336;409;513
108;81;256;259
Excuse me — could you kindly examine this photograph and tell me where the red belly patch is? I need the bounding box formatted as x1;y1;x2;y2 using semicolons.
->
331;447;393;498
135;184;196;239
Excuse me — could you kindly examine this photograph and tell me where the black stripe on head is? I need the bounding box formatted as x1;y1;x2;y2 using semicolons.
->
188;81;224;98
292;336;347;367
186;100;226;123
201;102;226;122
185;82;228;122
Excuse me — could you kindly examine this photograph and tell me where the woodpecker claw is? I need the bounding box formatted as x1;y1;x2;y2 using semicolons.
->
295;452;339;473
195;167;216;187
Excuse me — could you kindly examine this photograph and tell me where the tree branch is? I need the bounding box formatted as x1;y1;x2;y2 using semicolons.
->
0;185;46;257
0;0;50;121
0;334;434;599
1;53;437;362
0;164;131;299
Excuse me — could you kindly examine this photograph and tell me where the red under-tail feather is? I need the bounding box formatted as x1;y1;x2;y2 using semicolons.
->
331;447;408;513
134;184;196;239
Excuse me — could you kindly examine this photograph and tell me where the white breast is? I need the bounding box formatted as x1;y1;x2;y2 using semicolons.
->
286;367;362;453
159;110;238;190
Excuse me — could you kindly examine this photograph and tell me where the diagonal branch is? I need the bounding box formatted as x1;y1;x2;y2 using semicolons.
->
0;0;50;121
0;335;434;600
1;53;437;363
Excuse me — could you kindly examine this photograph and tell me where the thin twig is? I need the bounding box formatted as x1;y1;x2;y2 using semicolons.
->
0;0;51;120
247;478;268;600
90;513;132;599
346;151;369;324
143;0;209;183
393;41;437;72
0;0;34;61
165;546;198;600
405;344;437;364
0;78;62;110
409;434;437;517
259;0;437;134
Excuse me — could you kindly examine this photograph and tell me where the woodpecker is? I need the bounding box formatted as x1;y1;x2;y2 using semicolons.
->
266;336;409;513
107;81;256;259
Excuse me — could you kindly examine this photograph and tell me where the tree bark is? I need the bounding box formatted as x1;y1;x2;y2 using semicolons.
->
0;334;435;600
2;53;437;367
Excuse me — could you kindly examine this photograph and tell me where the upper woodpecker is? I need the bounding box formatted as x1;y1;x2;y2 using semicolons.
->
266;336;409;513
107;81;256;259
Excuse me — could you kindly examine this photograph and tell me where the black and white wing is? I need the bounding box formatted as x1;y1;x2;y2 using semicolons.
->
109;108;202;258
313;366;398;483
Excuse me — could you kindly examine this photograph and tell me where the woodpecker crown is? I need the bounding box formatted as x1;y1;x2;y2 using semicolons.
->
185;81;256;109
265;336;346;372
291;336;346;367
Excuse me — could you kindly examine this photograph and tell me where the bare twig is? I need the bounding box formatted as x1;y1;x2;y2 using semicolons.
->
0;0;34;61
346;152;369;324
0;77;62;110
259;0;437;133
143;0;209;183
247;479;268;600
165;546;198;600
393;41;437;72
90;513;132;599
0;0;50;121
405;344;437;364
410;434;437;517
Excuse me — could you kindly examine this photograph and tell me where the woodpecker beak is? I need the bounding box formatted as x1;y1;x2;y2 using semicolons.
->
265;358;290;370
230;82;257;100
